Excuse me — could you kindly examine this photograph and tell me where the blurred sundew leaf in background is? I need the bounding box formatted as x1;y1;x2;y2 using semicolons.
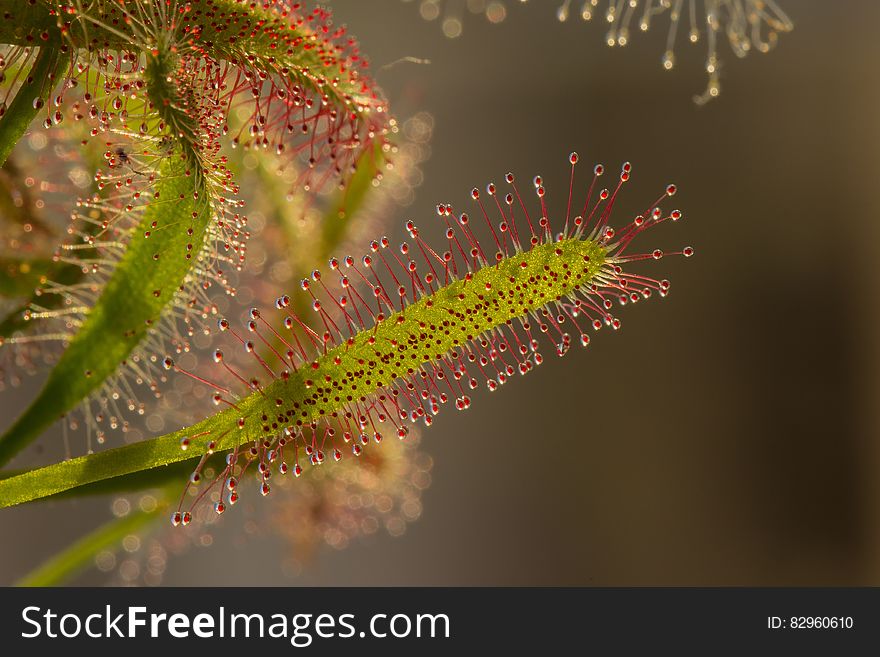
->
16;496;168;587
0;129;103;388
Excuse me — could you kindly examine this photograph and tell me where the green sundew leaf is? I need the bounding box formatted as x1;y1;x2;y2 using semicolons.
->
0;1;378;115
0;408;242;507
5;143;391;501
16;502;166;586
0;34;65;168
0;155;213;466
0;236;609;507
0;83;384;485
0;43;215;466
0;452;223;501
0;1;387;472
190;2;377;109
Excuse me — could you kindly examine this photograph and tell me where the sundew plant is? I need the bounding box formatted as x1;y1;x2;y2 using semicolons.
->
0;1;697;585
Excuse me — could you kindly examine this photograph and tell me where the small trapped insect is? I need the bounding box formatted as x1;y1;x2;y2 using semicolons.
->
161;151;694;526
103;144;148;175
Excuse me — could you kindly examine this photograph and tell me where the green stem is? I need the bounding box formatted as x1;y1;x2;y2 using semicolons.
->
16;503;165;586
0;416;224;508
0;452;223;502
0;36;65;168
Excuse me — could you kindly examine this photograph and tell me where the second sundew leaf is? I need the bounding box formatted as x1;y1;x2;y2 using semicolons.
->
16;499;167;586
0;141;392;502
324;140;389;225
0;20;261;463
0;154;695;512
0;155;213;466
0;141;399;502
0;1;391;194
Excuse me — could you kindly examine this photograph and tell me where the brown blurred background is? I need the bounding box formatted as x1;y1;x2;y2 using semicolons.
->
3;0;880;585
